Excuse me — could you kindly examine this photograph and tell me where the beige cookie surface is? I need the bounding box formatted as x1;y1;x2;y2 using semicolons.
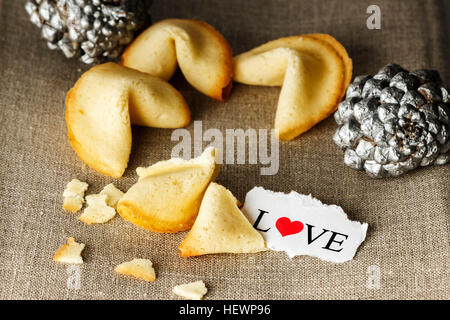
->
306;33;353;100
117;147;219;233
66;62;190;178
121;19;233;101
100;183;124;210
179;182;266;257
233;35;347;140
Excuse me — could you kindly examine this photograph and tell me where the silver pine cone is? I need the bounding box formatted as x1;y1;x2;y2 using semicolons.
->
25;0;151;64
333;64;449;178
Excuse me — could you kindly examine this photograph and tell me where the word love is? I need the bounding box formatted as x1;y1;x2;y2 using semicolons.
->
261;215;351;253
242;187;368;263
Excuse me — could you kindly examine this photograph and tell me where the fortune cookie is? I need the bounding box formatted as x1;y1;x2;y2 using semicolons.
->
233;34;352;140
121;19;233;101
65;62;190;178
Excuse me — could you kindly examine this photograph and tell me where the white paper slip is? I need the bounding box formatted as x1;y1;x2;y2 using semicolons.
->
242;187;368;263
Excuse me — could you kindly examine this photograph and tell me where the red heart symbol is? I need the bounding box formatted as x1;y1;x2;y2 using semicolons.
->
276;217;304;237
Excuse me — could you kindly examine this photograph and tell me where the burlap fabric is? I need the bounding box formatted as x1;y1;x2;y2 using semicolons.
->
0;0;448;300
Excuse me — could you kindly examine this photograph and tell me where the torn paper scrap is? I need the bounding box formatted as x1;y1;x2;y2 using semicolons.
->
241;187;368;263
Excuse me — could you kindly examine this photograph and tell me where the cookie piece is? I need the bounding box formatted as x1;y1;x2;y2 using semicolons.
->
77;194;116;225
173;280;208;300
100;183;124;210
63;179;89;213
115;258;156;282
53;237;85;264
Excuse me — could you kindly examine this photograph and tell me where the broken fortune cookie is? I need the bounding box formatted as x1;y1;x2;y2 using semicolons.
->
77;194;116;225
117;147;219;233
115;258;156;282
179;182;266;257
53;237;85;265
63;178;89;213
173;280;208;300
